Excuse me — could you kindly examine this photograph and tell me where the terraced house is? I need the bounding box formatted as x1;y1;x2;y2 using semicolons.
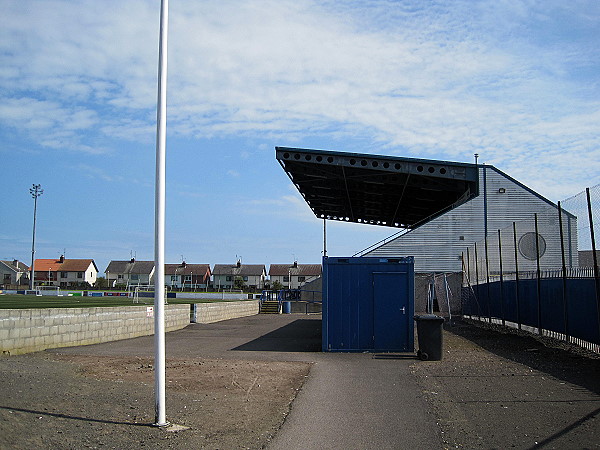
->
164;262;211;289
0;259;29;288
213;261;266;290
269;262;322;289
105;259;155;288
33;256;98;288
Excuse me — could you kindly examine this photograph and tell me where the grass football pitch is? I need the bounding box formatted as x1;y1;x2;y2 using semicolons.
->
0;294;247;309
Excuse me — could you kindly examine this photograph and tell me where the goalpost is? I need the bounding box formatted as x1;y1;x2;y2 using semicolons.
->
129;285;168;304
36;285;63;296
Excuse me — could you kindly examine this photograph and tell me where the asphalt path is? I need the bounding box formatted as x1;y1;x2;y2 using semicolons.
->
54;314;442;449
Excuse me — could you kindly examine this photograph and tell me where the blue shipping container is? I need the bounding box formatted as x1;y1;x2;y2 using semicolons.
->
323;256;414;352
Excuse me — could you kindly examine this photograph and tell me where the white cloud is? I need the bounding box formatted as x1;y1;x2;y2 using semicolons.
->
1;0;598;197
74;164;124;183
245;194;316;223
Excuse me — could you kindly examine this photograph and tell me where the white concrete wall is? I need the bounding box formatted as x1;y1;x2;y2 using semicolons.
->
58;263;97;286
193;300;260;324
177;292;247;300
0;305;189;356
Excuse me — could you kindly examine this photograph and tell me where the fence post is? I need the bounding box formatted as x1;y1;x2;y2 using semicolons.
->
535;213;542;336
586;188;600;341
461;251;466;315
558;201;569;342
513;222;521;331
474;242;481;318
485;235;491;323
466;248;471;285
465;249;471;315
498;229;505;326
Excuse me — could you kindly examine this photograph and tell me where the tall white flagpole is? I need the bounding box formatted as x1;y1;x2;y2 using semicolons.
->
154;0;169;427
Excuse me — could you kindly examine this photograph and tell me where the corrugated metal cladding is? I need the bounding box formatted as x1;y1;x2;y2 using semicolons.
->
323;257;414;352
365;166;578;273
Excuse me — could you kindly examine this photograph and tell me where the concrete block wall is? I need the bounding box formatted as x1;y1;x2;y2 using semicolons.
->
194;300;260;323
290;302;322;314
179;292;249;300
0;305;190;356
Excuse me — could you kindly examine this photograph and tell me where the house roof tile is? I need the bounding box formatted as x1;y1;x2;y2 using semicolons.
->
269;264;322;276
105;260;154;275
164;264;211;276
33;258;98;273
1;260;28;272
213;264;266;276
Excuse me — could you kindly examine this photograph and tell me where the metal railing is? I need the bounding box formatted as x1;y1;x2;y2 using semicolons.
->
462;185;600;352
260;289;322;314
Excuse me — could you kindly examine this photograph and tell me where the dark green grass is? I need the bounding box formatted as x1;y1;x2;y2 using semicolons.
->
0;294;255;309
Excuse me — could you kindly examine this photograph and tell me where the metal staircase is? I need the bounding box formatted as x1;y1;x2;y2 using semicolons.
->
259;290;281;314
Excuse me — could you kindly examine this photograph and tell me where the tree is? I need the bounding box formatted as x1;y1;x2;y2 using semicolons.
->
271;280;283;291
95;276;108;289
234;276;246;291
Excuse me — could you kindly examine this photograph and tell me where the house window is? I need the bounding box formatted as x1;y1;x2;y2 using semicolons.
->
185;275;192;281
243;276;248;281
61;272;67;278
3;274;11;282
118;274;123;279
77;272;83;279
298;276;305;282
283;276;289;282
131;274;139;280
226;276;232;281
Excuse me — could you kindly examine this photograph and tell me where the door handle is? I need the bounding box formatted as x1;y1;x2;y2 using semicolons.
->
400;306;406;315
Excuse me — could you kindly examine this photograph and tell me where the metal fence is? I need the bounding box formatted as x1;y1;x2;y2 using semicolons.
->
461;185;600;352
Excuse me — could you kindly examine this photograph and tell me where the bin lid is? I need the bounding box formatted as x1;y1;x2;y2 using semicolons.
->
413;314;445;322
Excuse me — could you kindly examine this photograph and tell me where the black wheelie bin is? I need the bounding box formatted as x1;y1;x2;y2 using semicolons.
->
414;314;444;361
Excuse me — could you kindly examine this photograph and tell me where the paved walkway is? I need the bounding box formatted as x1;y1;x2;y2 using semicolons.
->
54;314;441;449
267;352;439;449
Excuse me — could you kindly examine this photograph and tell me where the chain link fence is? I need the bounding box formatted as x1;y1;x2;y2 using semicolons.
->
462;184;600;352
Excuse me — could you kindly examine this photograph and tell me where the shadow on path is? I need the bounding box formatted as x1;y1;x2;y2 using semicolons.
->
446;319;600;395
526;406;600;450
233;319;321;352
372;353;419;360
0;405;151;427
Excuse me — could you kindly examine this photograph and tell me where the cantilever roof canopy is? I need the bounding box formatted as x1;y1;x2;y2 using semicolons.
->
276;147;479;229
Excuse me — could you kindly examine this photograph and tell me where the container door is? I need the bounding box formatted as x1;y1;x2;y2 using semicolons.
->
373;272;410;351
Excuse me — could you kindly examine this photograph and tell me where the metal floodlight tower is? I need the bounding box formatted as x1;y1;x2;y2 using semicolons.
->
29;184;43;290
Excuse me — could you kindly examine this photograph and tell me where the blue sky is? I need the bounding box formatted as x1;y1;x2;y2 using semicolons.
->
1;0;599;275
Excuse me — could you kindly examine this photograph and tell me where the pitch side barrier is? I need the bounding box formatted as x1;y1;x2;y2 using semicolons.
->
7;290;249;301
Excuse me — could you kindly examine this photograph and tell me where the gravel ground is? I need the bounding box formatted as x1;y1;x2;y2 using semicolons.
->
0;353;310;449
411;319;600;449
2;317;599;449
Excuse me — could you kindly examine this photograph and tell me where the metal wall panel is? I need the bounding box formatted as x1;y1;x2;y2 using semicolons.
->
366;166;578;273
322;256;414;352
463;278;599;344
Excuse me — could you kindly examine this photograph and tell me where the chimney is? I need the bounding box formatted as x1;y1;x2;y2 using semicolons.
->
236;260;241;268
59;255;65;263
293;261;298;268
130;258;135;263
13;259;18;267
182;261;187;268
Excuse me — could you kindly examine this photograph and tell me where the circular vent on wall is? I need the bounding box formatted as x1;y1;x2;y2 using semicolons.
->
518;232;546;260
